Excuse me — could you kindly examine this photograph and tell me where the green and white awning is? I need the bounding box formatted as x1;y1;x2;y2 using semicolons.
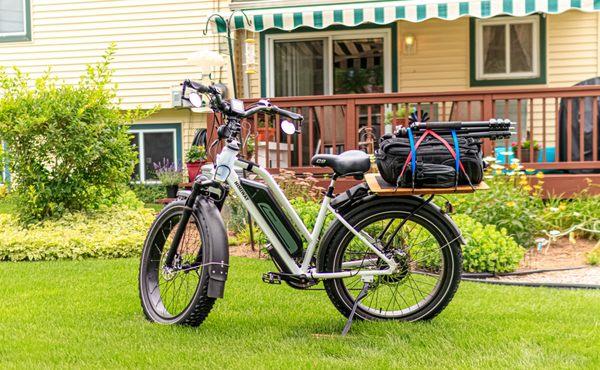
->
220;0;600;32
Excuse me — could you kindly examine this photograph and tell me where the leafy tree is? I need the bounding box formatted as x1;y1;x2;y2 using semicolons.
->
0;45;149;222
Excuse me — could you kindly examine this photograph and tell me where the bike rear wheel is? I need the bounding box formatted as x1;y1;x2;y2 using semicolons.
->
138;201;215;326
322;201;462;321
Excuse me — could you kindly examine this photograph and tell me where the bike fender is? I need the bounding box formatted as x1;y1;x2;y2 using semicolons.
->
193;197;229;299
316;194;464;272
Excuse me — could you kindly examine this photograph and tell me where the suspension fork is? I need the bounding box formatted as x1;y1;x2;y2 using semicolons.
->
163;178;215;268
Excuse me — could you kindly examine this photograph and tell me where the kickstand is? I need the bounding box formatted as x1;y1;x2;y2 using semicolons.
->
341;281;370;336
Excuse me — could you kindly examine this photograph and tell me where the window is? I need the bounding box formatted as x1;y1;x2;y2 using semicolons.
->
471;16;545;86
0;0;31;42
129;124;181;182
266;28;392;96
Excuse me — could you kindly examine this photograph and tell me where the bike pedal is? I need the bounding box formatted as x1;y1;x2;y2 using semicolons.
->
262;272;282;284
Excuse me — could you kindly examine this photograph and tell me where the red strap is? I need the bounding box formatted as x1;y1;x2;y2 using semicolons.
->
398;129;469;181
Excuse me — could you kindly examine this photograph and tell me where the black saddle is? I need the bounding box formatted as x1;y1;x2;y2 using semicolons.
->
310;150;371;177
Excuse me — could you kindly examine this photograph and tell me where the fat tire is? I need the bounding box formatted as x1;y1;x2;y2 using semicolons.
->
138;201;216;326
322;201;462;322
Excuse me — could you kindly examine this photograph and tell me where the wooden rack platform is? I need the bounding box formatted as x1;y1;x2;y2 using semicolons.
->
365;173;489;196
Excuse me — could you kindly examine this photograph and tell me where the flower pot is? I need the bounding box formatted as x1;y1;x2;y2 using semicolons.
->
257;127;276;141
517;148;539;163
165;184;179;199
186;160;206;182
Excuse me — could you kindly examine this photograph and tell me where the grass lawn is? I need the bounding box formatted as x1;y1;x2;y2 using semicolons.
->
0;257;598;369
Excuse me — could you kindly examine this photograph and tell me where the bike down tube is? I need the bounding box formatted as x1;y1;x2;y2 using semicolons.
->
226;161;303;275
246;163;312;241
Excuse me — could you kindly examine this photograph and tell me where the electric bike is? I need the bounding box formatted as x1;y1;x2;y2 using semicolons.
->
138;80;464;331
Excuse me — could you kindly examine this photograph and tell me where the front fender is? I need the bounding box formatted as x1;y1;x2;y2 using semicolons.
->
193;197;229;298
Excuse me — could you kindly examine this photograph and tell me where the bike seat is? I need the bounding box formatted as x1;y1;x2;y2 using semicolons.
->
310;150;371;177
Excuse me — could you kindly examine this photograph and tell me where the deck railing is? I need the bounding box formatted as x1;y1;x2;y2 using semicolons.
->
208;86;600;174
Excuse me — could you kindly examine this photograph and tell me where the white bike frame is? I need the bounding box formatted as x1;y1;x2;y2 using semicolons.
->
211;141;398;280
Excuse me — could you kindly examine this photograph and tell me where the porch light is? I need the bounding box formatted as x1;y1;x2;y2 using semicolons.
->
403;34;416;55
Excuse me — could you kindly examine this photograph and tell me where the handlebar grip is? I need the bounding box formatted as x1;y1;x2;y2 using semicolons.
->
272;106;303;121
186;79;210;93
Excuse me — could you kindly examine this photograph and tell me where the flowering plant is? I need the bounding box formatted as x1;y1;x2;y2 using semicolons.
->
153;159;182;186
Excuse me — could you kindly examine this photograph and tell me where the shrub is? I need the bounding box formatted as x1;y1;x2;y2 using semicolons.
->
454;214;525;273
413;214;524;273
129;183;165;204
0;45;149;223
588;244;600;265
540;187;600;240
447;161;545;247
0;194;155;261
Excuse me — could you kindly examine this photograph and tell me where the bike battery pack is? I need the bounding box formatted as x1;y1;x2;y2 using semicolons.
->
240;178;303;257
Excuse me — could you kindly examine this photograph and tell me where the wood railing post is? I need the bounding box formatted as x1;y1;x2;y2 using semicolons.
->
482;94;494;155
345;99;357;151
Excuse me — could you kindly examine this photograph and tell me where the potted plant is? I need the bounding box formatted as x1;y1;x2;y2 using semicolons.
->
246;135;256;159
153;159;183;198
384;104;414;134
185;145;207;182
512;140;540;163
256;119;276;141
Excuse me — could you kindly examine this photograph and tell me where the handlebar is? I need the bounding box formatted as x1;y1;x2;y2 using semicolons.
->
183;79;303;122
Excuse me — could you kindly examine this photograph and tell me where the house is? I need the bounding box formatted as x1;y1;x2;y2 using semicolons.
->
1;0;599;194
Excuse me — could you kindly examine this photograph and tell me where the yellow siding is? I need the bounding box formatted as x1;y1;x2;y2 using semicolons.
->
396;17;470;92
135;108;206;152
0;0;231;110
548;11;599;86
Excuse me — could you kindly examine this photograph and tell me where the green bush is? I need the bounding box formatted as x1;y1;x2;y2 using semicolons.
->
454;214;525;273
588;245;600;265
447;169;544;247
129;183;165;204
405;214;525;273
0;45;149;223
540;189;600;241
0;194;155;261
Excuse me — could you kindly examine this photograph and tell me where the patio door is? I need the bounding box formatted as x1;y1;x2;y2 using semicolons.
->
268;29;391;162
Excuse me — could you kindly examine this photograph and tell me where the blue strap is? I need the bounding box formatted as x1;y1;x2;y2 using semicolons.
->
407;127;417;175
451;130;460;186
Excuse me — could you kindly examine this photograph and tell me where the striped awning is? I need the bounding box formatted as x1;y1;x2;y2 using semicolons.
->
221;0;600;32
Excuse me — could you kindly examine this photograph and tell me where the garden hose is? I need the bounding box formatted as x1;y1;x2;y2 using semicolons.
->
462;266;589;278
461;278;600;290
462;265;600;289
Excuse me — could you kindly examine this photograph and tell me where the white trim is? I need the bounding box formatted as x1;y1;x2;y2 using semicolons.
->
128;128;178;183
475;15;540;81
265;28;392;97
0;0;28;38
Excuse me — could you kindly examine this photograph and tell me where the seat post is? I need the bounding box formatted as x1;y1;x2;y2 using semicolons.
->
325;175;337;198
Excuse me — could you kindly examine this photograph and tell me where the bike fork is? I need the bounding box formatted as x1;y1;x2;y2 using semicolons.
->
163;180;201;268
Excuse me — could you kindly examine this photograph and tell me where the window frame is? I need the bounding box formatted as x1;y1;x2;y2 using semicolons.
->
470;15;546;87
128;123;182;183
263;24;396;97
0;0;32;43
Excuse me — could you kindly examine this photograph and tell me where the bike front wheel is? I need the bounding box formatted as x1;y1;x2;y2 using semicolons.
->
138;201;215;326
321;200;462;322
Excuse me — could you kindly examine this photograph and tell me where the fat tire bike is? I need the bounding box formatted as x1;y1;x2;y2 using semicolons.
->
138;80;464;331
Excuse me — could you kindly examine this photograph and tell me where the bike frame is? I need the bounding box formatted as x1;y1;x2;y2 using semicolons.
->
212;141;398;280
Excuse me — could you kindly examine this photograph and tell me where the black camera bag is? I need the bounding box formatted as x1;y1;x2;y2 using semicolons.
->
375;135;484;187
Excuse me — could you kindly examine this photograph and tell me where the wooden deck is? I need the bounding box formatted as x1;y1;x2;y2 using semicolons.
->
206;86;600;197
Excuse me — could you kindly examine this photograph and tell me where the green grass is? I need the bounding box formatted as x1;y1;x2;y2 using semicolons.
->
0;258;598;369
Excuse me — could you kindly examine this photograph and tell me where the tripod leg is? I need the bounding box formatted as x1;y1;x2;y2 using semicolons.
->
341;282;370;336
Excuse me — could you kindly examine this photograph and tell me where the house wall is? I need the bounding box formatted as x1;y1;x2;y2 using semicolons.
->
0;0;232;111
